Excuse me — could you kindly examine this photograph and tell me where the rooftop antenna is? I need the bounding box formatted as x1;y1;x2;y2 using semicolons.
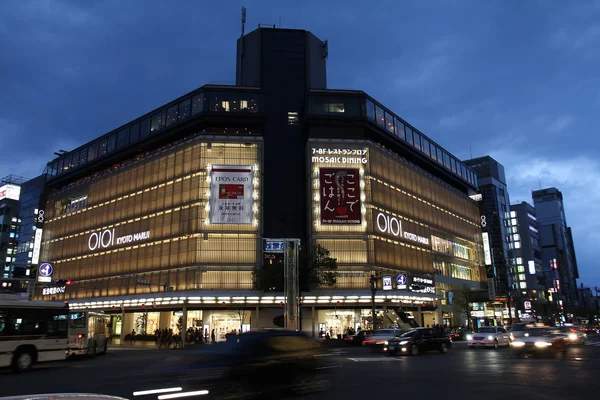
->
468;142;473;159
538;180;542;190
279;16;281;28
241;6;246;37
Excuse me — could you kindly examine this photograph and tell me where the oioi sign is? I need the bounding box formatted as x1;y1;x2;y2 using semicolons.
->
88;228;151;251
376;212;430;246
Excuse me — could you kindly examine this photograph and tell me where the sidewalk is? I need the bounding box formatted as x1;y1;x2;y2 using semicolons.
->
109;338;208;350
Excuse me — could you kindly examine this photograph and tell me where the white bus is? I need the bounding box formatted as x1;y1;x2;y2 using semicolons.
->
68;310;110;356
0;295;70;372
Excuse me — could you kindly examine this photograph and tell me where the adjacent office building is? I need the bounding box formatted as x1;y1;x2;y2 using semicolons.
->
37;27;485;337
533;187;579;310
0;175;25;291
509;202;547;320
463;156;514;323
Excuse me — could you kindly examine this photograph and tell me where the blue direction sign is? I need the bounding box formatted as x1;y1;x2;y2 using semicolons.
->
396;274;407;286
39;263;53;277
37;262;54;283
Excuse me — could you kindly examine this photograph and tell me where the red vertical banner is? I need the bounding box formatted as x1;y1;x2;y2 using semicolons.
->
319;168;361;225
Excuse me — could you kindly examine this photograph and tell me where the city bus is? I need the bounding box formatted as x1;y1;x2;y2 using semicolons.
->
68;310;110;356
0;294;70;372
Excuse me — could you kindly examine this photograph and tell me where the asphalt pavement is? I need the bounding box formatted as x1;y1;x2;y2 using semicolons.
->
2;340;600;399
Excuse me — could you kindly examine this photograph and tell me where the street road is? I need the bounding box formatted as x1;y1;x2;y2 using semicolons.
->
2;340;600;399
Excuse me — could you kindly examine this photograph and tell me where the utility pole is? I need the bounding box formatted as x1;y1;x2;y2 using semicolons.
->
370;274;377;330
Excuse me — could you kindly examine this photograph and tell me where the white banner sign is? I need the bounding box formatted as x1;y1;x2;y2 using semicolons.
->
32;228;43;265
209;165;254;224
0;184;21;201
482;232;492;265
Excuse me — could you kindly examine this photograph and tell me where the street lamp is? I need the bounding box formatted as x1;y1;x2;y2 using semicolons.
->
369;273;379;330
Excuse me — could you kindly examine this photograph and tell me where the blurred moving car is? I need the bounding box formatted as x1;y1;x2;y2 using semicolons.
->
361;329;405;350
385;328;451;356
467;326;511;349
557;326;587;345
136;330;334;399
0;395;128;400
449;327;472;341
510;327;568;356
345;329;375;346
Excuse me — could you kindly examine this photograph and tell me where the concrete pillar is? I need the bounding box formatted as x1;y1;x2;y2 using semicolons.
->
311;306;316;338
122;312;135;338
159;311;171;329
181;306;187;349
382;304;388;327
255;306;260;330
417;305;423;327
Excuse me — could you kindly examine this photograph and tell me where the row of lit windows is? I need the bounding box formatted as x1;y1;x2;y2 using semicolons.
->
430;236;477;262
46;91;262;179
433;260;481;282
308;95;478;188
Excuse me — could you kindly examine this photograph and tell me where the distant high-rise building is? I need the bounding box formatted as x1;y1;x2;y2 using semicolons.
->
532;187;579;309
0;175;27;292
509;202;547;318
463;156;512;304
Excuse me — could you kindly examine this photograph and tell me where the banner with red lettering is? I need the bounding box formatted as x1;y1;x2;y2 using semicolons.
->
209;165;254;224
319;168;361;225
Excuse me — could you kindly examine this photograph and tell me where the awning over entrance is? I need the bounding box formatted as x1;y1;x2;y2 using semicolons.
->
65;289;441;310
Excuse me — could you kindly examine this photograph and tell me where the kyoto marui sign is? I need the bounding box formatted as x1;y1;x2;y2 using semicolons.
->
88;228;151;251
375;211;430;247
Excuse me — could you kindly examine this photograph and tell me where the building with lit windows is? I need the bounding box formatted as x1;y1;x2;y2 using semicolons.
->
533;187;579;311
509;202;547;320
0;175;26;291
463;156;515;325
37;27;484;339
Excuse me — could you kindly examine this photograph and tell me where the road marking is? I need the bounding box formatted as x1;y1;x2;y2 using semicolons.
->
347;357;401;362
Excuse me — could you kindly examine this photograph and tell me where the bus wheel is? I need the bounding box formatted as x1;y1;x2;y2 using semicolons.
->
12;349;34;373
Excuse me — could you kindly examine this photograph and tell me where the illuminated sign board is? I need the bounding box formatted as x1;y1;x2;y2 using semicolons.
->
382;276;393;291
528;260;536;275
524;301;532;310
482;232;492;265
42;286;66;296
469;193;483;201
0;184;21;201
264;240;286;252
88;228;151;251
319;168;362;225
31;228;43;265
209;165;255;224
311;148;368;164
376;212;430;247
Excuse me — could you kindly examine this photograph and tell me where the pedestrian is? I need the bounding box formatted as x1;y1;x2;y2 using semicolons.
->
211;329;216;343
130;329;136;345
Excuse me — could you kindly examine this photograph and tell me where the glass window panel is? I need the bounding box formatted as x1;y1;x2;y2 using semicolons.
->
79;148;87;164
88;142;98;161
63;157;71;171
166;105;178;127
178;98;191;120
150;111;165;133
394;119;405;141
365;99;375;120
98;138;108;156
117;128;129;149
107;134;116;153
422;138;430;156
72;151;79;168
130;123;140;142
451;158;457;173
436;147;443;163
384;111;395;133
192;94;203;115
405;126;413;145
413;132;421;151
140;118;151;138
375;105;385;127
443;152;451;168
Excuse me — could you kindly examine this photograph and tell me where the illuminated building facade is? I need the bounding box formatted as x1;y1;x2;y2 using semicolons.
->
37;27;484;338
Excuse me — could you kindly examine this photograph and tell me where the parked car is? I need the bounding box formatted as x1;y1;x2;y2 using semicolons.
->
467;326;511;349
385;328;451;356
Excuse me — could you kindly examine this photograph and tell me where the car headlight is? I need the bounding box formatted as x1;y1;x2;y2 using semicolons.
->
399;340;409;345
568;333;577;341
512;341;526;347
524;333;529;337
534;341;552;348
487;336;494;340
466;335;473;341
384;341;389;345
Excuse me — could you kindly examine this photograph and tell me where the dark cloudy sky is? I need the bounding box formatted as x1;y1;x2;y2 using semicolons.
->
1;0;599;286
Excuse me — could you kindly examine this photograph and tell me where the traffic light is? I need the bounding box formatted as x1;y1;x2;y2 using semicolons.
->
55;279;74;286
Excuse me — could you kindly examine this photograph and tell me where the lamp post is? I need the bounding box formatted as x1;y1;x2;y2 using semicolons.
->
370;274;378;330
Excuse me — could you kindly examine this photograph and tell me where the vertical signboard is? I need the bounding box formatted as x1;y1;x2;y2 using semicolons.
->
382;276;392;291
31;228;43;265
0;184;21;201
482;232;492;266
319;168;361;225
209;165;254;224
